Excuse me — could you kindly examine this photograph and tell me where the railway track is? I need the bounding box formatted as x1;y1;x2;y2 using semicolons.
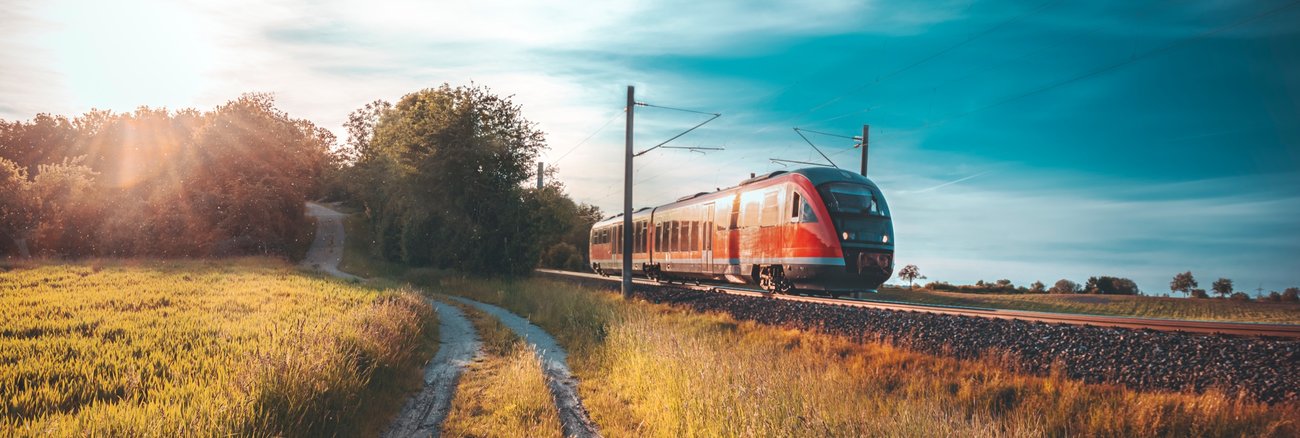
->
537;269;1300;338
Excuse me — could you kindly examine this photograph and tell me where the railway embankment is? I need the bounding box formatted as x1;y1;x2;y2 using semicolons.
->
558;275;1299;404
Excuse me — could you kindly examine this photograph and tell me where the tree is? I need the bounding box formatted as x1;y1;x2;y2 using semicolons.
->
1169;271;1197;297
1211;278;1233;299
1029;281;1046;294
898;264;921;289
1282;287;1299;303
0;158;36;257
1085;276;1140;295
349;84;549;275
1050;279;1080;294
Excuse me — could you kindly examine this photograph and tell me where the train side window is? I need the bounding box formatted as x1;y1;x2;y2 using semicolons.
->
672;221;681;252
689;221;698;251
670;219;681;250
801;200;818;223
729;196;740;229
760;190;779;227
790;192;801;222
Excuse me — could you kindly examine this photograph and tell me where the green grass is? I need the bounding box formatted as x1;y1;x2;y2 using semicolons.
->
872;286;1300;324
415;274;1298;437
0;258;437;437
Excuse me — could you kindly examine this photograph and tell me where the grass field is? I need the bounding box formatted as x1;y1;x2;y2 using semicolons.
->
0;258;436;437
872;286;1300;324
438;297;562;437
418;274;1298;437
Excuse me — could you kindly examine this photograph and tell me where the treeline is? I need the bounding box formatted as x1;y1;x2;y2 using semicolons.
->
0;94;332;258
922;276;1141;295
329;84;600;276
1169;271;1299;302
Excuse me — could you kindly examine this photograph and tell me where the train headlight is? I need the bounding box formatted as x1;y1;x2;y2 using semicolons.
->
842;232;849;240
882;235;889;243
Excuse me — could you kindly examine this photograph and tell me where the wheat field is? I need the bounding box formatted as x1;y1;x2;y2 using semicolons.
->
0;258;435;437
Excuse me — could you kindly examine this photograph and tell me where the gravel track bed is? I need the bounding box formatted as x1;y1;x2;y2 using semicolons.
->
563;276;1299;404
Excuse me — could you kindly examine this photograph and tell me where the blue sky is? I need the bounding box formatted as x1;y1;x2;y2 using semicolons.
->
3;0;1298;293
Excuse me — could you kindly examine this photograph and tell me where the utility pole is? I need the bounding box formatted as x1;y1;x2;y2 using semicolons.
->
622;86;634;299
859;124;869;177
537;162;544;189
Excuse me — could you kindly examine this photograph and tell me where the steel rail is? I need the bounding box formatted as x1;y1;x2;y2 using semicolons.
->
536;269;1300;338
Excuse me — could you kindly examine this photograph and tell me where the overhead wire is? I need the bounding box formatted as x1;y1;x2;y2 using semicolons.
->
550;108;625;165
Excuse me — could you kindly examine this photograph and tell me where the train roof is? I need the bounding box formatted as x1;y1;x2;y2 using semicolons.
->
592;167;881;228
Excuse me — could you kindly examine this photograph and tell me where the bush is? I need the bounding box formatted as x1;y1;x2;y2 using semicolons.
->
1229;292;1251;302
1283;288;1300;303
1191;289;1209;299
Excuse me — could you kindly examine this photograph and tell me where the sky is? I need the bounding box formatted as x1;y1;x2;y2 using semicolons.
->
3;0;1298;293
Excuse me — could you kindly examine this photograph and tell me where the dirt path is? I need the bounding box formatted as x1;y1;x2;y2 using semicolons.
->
446;296;602;438
299;202;483;437
384;301;482;438
301;202;359;280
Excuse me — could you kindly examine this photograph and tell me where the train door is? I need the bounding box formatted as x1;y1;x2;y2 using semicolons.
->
702;203;715;275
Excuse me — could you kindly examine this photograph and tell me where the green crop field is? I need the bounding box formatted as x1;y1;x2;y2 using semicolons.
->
0;258;435;437
871;287;1300;324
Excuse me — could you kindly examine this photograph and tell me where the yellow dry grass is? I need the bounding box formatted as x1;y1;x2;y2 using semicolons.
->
419;275;1298;437
438;297;562;438
0;258;435;437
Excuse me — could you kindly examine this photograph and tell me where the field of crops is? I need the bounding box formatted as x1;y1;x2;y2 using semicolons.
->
0;258;434;437
872;286;1300;324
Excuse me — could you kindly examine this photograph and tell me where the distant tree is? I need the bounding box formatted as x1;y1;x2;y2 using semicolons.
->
898;264;921;289
1191;288;1209;299
1085;276;1140;295
995;279;1014;289
1265;291;1281;302
1050;279;1080;294
1211;278;1234;299
1283;287;1300;303
1029;281;1046;294
1229;292;1251;302
1169;271;1198;297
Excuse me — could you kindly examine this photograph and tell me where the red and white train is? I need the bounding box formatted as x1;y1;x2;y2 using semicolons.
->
589;167;894;295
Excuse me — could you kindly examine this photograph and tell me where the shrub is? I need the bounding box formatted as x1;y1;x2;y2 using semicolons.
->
1229;292;1251;302
1191;289;1209;299
1283;288;1300;303
1265;292;1281;302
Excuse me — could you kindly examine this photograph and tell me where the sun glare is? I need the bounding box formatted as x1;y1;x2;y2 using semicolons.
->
40;0;215;112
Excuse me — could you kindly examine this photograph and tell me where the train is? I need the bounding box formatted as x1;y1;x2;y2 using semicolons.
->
589;167;894;296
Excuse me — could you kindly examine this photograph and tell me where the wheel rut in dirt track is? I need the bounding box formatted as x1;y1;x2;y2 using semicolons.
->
384;300;482;438
447;296;602;438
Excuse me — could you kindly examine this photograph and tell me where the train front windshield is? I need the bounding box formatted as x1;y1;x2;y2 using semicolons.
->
818;182;891;244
